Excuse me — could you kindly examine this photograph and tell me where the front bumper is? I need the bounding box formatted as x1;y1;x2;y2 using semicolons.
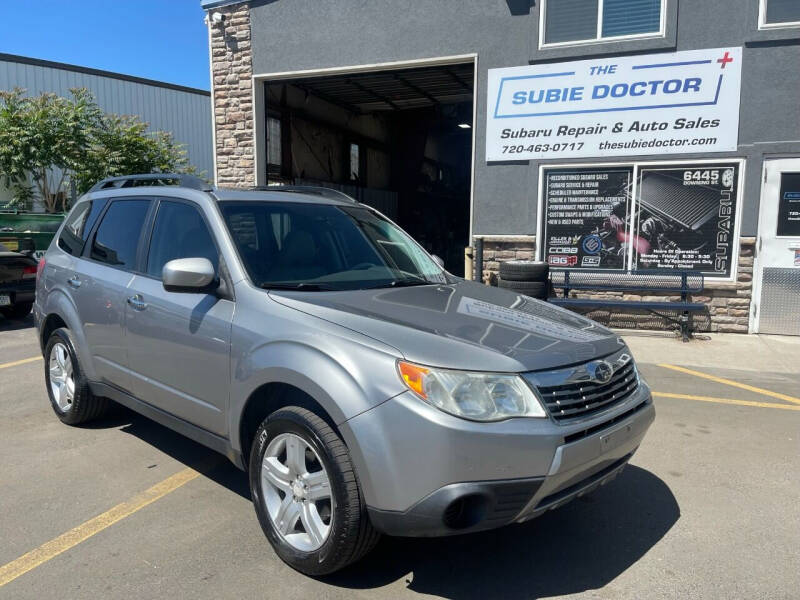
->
343;382;654;537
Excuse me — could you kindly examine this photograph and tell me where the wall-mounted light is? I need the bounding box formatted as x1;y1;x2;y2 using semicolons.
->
457;123;471;129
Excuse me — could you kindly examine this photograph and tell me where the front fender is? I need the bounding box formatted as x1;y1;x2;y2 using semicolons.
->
229;338;405;453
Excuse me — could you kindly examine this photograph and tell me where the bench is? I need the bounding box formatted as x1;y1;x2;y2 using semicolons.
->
547;269;706;342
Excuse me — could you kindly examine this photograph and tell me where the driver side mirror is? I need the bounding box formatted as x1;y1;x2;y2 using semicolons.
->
432;254;445;269
162;258;217;293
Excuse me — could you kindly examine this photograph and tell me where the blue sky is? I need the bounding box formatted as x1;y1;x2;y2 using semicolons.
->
1;0;210;90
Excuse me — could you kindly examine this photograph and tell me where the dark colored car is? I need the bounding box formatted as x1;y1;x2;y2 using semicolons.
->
0;241;37;319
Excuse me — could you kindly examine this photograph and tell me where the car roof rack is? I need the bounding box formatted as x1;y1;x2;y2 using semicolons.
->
251;185;358;203
89;173;213;193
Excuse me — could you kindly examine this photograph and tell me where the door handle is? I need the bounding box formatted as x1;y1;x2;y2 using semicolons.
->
127;294;148;311
67;276;82;288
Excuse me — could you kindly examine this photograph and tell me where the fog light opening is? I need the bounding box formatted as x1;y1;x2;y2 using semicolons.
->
442;494;489;530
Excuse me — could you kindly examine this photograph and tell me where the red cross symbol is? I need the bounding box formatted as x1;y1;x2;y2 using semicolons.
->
717;51;734;69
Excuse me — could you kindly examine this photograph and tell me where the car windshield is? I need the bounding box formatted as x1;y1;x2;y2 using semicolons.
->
219;201;449;291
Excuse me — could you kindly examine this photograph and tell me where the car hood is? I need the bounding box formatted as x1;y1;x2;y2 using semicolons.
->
268;279;621;372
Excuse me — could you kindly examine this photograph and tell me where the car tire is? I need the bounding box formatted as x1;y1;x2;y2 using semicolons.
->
1;301;33;319
44;328;109;425
498;260;549;282
249;406;380;576
497;278;549;299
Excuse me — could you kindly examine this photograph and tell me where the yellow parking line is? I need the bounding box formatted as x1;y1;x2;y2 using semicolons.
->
0;356;42;370
0;467;200;588
658;363;800;406
653;391;800;411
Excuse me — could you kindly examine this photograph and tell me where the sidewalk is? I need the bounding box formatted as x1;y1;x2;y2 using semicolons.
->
621;331;800;374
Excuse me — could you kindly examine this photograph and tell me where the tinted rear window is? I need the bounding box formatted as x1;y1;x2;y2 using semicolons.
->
57;199;108;256
90;200;150;270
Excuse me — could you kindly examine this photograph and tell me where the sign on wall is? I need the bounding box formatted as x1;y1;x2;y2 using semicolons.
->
487;47;742;161
633;163;740;276
776;173;800;237
541;167;633;269
539;161;742;278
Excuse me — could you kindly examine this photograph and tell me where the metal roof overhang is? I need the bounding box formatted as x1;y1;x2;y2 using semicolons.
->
273;63;474;114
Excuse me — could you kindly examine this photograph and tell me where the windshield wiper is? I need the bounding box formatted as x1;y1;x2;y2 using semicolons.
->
390;278;430;287
261;282;337;291
363;277;430;290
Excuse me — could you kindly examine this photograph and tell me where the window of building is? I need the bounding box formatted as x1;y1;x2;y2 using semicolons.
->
349;143;360;181
759;0;800;28
541;0;664;47
267;116;282;173
146;200;218;278
90;200;150;270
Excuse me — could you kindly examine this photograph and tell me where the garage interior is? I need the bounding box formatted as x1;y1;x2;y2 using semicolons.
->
263;62;474;275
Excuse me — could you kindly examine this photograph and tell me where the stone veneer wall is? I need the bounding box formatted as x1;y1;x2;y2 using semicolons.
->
208;2;255;187
476;236;755;333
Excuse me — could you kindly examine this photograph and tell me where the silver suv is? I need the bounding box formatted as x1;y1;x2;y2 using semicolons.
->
35;174;654;575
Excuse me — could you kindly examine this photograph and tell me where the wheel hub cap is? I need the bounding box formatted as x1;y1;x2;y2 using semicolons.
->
291;479;306;499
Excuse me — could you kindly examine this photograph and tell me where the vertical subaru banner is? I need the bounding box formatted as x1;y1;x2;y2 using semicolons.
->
633;163;740;276
487;47;742;161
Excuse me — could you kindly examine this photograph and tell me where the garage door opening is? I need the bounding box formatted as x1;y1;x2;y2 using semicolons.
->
260;60;475;276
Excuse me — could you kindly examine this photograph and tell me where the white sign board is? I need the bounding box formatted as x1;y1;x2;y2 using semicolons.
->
486;47;742;161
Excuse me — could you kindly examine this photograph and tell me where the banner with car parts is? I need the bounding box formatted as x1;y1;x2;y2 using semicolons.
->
541;167;633;270
540;162;740;278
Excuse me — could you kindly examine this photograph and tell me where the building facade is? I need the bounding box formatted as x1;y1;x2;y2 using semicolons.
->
202;0;800;335
0;53;214;205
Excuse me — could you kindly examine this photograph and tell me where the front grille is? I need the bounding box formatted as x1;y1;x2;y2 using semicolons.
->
537;360;638;422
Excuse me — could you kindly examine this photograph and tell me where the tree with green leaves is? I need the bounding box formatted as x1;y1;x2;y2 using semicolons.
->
0;87;197;213
71;113;193;197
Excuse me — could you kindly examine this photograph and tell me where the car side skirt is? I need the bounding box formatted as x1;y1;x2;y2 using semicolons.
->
90;381;245;470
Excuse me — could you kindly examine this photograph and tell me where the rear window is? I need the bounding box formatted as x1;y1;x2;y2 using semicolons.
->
90;200;150;270
57;199;108;256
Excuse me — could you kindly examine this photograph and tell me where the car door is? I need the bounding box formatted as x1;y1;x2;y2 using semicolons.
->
69;198;152;393
125;198;233;436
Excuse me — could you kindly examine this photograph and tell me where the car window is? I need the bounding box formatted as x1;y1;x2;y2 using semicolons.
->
146;200;218;278
57;198;108;256
90;199;150;270
220;201;447;290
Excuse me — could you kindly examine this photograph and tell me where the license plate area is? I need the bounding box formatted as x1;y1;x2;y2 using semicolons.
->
599;421;635;454
0;294;11;306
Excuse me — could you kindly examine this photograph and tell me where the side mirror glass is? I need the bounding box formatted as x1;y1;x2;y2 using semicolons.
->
162;257;216;293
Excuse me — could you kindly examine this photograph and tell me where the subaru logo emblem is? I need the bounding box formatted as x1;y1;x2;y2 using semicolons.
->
588;360;614;384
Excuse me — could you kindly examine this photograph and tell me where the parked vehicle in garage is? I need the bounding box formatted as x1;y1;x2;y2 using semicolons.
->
34;174;655;575
0;240;38;319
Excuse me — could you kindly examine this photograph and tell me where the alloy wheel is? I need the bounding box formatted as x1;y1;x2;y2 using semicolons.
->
49;342;75;412
260;432;334;552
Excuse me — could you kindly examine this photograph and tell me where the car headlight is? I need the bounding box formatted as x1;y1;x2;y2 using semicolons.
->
397;360;547;421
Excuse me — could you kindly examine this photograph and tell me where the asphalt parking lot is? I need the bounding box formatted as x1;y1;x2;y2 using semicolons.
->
1;315;798;600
